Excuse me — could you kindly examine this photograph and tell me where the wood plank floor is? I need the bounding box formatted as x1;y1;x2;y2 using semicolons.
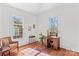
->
17;41;79;56
1;41;79;56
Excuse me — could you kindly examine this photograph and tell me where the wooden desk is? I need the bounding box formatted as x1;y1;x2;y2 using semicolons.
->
43;36;60;50
50;37;60;49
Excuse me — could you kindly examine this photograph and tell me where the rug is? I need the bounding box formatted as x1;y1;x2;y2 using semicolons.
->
37;52;50;56
20;48;40;56
20;48;50;56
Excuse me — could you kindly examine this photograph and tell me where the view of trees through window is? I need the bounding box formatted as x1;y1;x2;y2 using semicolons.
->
12;16;23;39
49;16;58;36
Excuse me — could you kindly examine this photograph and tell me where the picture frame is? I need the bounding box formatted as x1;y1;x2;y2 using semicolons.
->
33;24;35;29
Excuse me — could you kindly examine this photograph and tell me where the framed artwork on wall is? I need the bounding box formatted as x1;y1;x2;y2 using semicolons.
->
33;24;35;29
28;26;31;31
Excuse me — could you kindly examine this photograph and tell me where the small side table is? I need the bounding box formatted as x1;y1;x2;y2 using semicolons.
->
29;36;36;43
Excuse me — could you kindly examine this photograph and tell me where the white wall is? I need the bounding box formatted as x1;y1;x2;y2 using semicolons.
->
37;4;79;52
0;4;37;46
77;5;79;51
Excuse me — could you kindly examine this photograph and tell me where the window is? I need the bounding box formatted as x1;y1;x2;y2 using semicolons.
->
49;16;58;36
13;25;23;39
12;16;23;39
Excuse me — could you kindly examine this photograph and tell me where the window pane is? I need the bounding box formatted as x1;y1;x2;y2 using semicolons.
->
49;16;58;36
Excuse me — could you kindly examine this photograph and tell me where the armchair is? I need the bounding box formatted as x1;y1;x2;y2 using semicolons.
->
0;39;10;56
0;40;2;55
1;37;19;55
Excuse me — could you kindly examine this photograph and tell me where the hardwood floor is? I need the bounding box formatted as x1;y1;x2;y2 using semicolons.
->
18;41;79;56
1;41;79;56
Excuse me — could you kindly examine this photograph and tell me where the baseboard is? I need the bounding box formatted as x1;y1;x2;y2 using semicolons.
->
60;47;79;53
19;41;39;48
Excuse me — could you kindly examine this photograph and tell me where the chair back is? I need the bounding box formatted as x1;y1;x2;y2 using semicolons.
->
1;37;12;46
0;39;2;51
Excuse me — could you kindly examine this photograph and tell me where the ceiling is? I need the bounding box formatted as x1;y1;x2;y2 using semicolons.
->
7;3;58;15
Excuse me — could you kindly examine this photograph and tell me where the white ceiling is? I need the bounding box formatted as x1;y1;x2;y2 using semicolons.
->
7;3;58;15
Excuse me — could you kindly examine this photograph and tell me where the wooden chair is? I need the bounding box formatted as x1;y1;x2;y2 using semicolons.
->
0;39;10;56
1;37;19;55
0;39;2;55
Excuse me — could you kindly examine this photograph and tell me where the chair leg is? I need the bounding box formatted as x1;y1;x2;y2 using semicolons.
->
17;45;19;53
17;47;19;55
2;52;3;56
2;52;4;56
9;50;10;56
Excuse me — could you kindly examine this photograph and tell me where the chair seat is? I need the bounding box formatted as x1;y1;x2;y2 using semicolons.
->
9;43;17;46
9;43;17;50
0;48;2;51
